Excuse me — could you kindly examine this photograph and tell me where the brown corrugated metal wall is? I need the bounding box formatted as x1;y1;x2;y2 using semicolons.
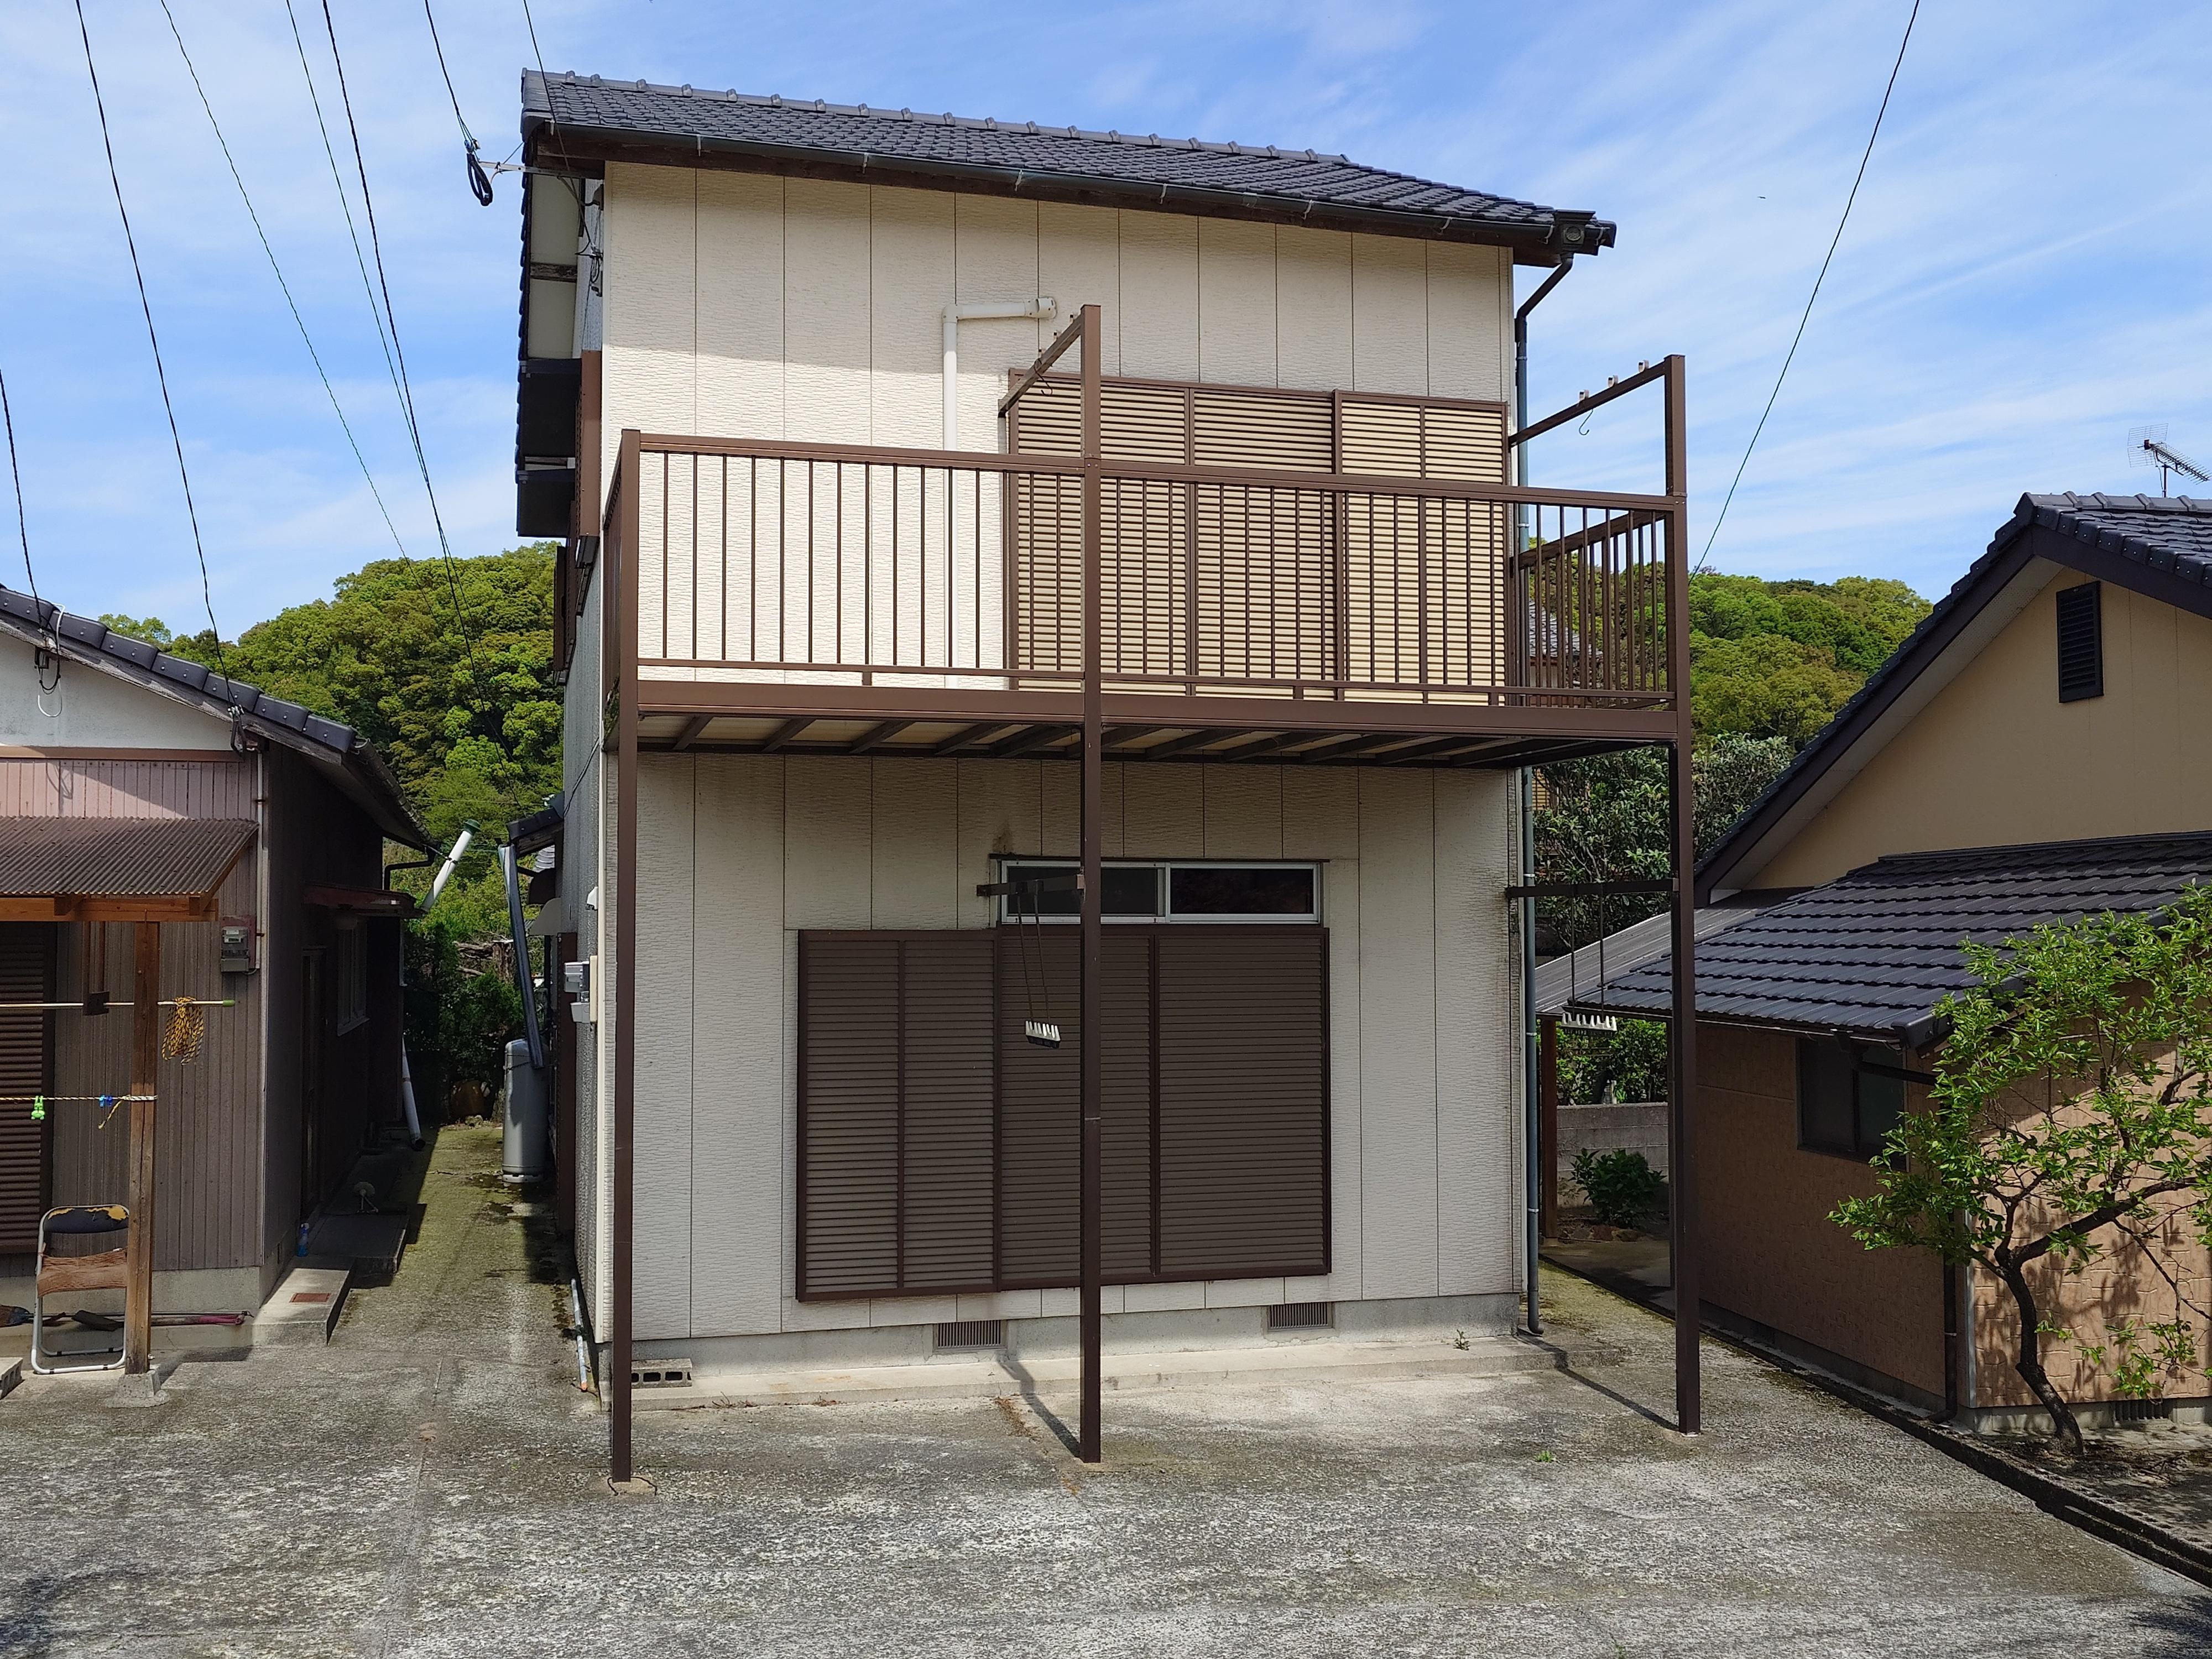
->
0;924;54;1258
797;926;1328;1300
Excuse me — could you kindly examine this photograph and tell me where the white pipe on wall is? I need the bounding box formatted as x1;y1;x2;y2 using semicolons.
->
942;298;1056;450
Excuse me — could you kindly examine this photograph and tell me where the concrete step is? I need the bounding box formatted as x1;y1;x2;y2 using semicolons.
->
253;1263;352;1346
635;1334;1561;1410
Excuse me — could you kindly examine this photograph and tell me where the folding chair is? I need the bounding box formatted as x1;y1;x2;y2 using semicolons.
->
28;1204;132;1376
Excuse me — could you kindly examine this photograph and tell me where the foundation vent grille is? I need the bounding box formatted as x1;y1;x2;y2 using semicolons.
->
934;1319;1006;1352
2114;1396;2173;1424
631;1358;693;1388
1267;1301;1333;1331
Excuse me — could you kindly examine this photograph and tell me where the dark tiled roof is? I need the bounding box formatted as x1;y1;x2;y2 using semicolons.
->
1699;494;2212;899
0;585;427;847
1583;833;2212;1045
0;817;256;900
1532;897;1772;1018
523;73;1611;257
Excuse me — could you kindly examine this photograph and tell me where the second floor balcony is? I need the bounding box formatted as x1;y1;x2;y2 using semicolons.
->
575;347;1688;770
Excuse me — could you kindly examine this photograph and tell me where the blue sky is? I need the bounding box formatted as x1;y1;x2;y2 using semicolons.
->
2;1;2208;636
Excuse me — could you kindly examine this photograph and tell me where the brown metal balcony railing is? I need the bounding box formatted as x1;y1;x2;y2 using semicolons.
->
609;435;1678;713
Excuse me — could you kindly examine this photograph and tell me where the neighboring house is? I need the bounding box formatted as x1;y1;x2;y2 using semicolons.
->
1561;492;2212;1422
0;593;426;1332
513;72;1695;1455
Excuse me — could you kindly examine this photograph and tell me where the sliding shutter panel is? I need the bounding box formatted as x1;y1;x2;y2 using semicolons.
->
1155;927;1328;1280
0;924;51;1254
899;933;997;1289
798;935;901;1296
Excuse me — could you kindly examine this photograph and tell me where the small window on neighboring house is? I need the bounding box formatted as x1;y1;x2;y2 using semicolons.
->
997;860;1319;924
1797;1038;1905;1161
2057;581;2103;702
332;923;368;1035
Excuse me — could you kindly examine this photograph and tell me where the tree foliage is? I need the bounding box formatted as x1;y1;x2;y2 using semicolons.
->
1558;1017;1670;1107
1688;571;1931;744
1832;886;2212;1451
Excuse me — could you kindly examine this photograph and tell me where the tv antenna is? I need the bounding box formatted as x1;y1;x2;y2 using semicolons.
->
2128;425;2210;494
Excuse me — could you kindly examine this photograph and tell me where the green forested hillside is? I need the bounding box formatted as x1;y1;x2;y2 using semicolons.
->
1688;572;1931;745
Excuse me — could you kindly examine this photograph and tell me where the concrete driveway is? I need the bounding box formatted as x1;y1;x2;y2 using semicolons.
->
3;1124;2208;1658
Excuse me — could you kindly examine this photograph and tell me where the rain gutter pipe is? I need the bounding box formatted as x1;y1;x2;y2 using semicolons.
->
395;823;477;1149
1514;256;1572;1338
942;298;1056;450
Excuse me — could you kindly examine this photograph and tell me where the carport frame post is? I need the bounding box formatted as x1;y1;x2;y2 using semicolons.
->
1077;302;1105;1466
123;921;160;1374
1662;356;1700;1436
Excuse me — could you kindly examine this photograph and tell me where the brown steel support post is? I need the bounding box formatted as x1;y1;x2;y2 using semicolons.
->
1661;355;1700;1436
123;921;160;1375
1538;1015;1560;1239
611;429;643;1487
1077;304;1105;1465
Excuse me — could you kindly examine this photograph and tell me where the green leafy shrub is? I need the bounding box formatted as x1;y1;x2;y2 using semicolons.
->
1571;1148;1667;1229
1557;1019;1670;1105
404;913;523;1119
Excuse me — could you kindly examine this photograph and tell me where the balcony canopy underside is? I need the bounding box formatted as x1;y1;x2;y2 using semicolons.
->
638;706;1665;771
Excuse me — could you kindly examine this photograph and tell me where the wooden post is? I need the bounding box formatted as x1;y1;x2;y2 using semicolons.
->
1077;302;1104;1466
1661;354;1700;1436
123;921;160;1374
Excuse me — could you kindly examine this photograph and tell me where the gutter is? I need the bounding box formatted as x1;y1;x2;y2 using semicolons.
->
1512;255;1572;1339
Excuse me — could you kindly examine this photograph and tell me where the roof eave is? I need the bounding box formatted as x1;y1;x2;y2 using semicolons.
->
523;114;1613;262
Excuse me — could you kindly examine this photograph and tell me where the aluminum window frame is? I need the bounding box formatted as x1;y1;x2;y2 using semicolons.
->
993;856;1322;925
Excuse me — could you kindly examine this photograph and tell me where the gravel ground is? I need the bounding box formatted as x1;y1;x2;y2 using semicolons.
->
3;1122;2210;1657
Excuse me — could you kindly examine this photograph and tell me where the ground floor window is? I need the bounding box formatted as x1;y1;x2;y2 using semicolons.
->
1796;1037;1905;1161
995;858;1319;923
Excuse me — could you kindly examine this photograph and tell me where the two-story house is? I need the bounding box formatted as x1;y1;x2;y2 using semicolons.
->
513;72;1697;1478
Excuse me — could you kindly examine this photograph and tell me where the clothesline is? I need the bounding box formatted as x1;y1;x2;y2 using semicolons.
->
0;999;236;1011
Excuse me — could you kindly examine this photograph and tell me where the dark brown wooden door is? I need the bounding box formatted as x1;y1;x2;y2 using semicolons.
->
797;925;1328;1300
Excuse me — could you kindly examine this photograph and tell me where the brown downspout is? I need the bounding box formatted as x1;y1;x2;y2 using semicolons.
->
122;920;161;1375
1538;1015;1560;1238
1661;354;1701;1436
609;427;643;1487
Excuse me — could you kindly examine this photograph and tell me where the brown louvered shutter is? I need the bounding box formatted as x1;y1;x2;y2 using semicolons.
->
799;932;997;1298
0;924;53;1253
1155;927;1328;1280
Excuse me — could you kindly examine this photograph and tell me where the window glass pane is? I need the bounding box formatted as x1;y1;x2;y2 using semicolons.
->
1796;1039;1855;1156
1001;863;1159;918
1168;865;1316;917
1856;1053;1906;1158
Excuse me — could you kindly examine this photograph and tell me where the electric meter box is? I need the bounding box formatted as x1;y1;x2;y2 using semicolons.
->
220;917;257;975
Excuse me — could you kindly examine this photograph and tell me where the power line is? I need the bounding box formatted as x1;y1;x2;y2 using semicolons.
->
73;0;236;707
0;363;48;631
312;0;489;701
422;1;493;205
1697;0;1921;571
155;0;415;572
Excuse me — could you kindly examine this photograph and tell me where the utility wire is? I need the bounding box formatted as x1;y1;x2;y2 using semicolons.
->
423;1;493;204
314;0;489;703
1697;0;1921;571
156;0;415;571
74;0;237;707
0;363;49;633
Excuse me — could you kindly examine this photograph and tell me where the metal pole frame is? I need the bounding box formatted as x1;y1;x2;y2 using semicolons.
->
611;427;643;1485
122;921;160;1375
1660;355;1700;1436
1077;304;1105;1465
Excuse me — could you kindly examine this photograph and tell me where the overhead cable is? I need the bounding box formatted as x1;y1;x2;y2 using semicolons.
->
0;364;48;635
73;0;237;707
156;0;415;571
423;1;494;205
1697;0;1921;570
314;0;489;701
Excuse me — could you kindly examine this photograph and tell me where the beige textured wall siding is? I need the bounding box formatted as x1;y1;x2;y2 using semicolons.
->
0;642;233;752
593;168;1512;500
1692;1022;1946;1400
1751;573;2212;890
622;755;1520;1344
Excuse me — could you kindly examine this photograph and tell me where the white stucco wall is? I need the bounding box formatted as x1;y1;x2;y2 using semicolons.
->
0;639;233;752
624;754;1522;1344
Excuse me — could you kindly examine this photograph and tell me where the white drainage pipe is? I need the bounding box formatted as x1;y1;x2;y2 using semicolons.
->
942;298;1055;451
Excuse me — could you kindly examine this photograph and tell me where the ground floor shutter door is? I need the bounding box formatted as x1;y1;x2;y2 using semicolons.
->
798;926;1327;1300
0;924;53;1253
1155;928;1329;1279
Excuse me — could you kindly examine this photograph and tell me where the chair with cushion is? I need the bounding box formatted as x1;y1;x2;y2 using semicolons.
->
29;1204;132;1375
